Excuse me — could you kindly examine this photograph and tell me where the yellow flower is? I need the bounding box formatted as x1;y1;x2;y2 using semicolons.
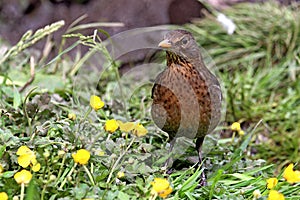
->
151;178;173;199
117;121;135;132
268;190;285;200
17;146;36;168
18;155;35;168
0;164;4;174
32;163;41;172
0;192;8;200
16;146;41;171
117;171;125;178
283;163;300;184
266;178;278;189
132;123;148;137
117;121;148;137
90;95;104;111
238;130;245;136
68;113;76;120
231;122;241;132
105;119;119;133
16;146;33;156
72;149;91;165
14;170;32;184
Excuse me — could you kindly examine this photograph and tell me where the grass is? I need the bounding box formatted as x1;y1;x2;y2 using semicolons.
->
0;1;300;199
186;1;300;166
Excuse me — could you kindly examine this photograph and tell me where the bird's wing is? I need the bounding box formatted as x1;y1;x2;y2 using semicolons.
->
151;72;164;99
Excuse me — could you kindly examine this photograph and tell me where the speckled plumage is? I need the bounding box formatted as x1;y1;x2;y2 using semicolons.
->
151;30;222;143
151;30;222;184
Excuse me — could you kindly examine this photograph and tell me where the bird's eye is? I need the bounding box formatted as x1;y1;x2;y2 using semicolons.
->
181;38;188;45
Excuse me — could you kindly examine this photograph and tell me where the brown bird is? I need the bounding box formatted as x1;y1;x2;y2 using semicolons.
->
151;29;222;184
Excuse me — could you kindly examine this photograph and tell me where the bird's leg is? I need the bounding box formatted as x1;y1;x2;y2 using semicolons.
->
164;139;176;174
196;137;207;186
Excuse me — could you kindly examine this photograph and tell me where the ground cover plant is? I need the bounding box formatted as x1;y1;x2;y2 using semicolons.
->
0;1;299;200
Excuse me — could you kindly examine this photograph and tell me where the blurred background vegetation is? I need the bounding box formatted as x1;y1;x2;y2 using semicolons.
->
0;0;299;199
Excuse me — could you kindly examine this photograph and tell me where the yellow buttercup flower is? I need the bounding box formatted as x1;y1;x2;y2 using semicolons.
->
0;164;4;175
117;121;135;132
31;158;38;165
117;171;125;178
231;122;241;132
32;163;41;172
283;163;300;184
268;190;285;200
14;170;32;184
16;146;33;156
72;149;91;165
0;192;8;200
117;121;148;137
132;123;148;137
18;154;35;168
90;95;104;111
266;178;278;189
16;146;36;168
238;130;245;136
105;119;119;133
151;178;173;199
68;113;76;120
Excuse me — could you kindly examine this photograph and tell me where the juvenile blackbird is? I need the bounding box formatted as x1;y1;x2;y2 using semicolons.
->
151;30;222;183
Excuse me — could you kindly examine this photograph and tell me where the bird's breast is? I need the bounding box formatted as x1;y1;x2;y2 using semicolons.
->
151;63;221;139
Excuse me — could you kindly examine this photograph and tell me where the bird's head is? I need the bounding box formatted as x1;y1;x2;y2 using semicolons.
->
158;30;200;63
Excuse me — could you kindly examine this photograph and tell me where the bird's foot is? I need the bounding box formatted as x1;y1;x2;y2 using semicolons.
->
162;159;175;175
199;170;207;186
166;168;175;175
195;160;207;187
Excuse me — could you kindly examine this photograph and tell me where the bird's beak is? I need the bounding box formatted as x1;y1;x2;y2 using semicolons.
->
158;39;172;48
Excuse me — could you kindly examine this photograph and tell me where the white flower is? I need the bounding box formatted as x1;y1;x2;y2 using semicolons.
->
217;13;236;35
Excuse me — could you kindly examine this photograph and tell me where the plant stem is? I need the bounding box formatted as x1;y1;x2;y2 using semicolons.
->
99;109;108;120
20;183;25;200
83;165;95;186
113;66;129;120
59;163;77;190
56;152;66;183
82;107;92;123
106;137;135;185
23;87;38;136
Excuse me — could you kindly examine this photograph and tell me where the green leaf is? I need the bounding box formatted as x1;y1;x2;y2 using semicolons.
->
2;171;17;178
209;169;223;200
229;173;254;181
73;183;89;199
33;74;65;93
117;191;130;200
25;177;40;200
184;192;197;200
180;168;203;193
0;145;5;159
49;194;57;200
13;86;22;109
